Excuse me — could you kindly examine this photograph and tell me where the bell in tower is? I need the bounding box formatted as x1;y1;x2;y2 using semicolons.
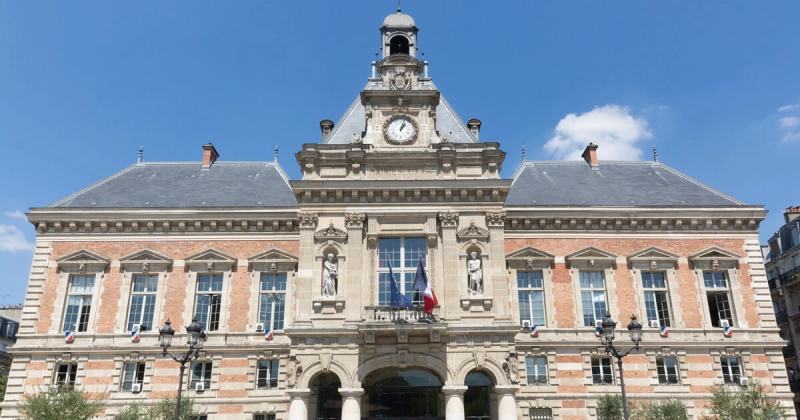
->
380;5;418;59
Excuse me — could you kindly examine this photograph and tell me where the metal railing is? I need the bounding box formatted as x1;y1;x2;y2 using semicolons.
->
780;266;800;286
365;305;435;323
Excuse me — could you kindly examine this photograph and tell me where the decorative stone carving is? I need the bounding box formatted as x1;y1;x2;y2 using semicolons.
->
392;96;409;111
345;213;366;228
456;221;490;241
206;261;214;272
650;260;658;270
438;211;459;228
588;259;595;269
270;262;278;272
322;253;338;298
503;352;519;384
388;67;412;90
314;223;347;240
712;259;720;270
78;263;86;273
141;262;149;273
485;211;506;227
298;212;319;229
287;355;303;388
526;258;535;270
468;252;483;296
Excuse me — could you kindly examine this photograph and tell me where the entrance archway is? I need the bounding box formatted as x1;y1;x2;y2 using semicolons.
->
464;371;494;420
311;372;343;420
362;367;444;420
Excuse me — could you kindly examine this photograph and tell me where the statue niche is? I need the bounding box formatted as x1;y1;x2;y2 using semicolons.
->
322;253;338;298
468;251;483;296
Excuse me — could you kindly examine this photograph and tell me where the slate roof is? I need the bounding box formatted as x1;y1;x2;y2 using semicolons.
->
49;162;298;208
506;161;748;207
324;80;478;145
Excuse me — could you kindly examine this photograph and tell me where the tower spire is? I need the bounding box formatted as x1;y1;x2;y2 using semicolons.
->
397;0;401;13
137;146;143;163
652;145;659;162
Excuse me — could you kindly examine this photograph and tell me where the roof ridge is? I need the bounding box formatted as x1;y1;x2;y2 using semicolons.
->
428;80;478;143
323;90;366;144
655;164;745;206
49;164;139;208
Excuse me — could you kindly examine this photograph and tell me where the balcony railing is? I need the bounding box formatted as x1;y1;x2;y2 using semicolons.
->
780;266;800;286
365;305;436;323
776;311;789;325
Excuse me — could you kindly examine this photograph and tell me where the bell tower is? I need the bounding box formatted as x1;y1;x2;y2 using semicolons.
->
380;5;419;59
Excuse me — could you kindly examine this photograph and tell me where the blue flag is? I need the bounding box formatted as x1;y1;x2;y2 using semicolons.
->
388;261;413;308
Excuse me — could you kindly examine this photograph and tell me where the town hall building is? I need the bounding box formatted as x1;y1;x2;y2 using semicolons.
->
0;8;792;420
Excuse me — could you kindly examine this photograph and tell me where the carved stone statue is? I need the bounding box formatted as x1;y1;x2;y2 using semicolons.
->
468;252;483;296
287;355;303;388
322;253;338;298
503;352;519;384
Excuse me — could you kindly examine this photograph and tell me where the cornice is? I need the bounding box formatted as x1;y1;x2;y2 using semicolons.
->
31;216;301;236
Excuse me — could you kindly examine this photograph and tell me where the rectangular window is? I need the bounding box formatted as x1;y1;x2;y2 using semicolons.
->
525;357;548;385
190;362;212;390
195;274;223;331
121;362;146;391
256;360;279;389
190;417;208;420
656;357;679;385
721;357;741;384
63;275;95;333
642;271;671;327
127;274;158;332
591;357;613;384
580;271;607;327
704;271;734;327
54;363;78;388
254;415;276;420
259;273;287;331
529;408;553;420
518;271;546;327
377;238;427;305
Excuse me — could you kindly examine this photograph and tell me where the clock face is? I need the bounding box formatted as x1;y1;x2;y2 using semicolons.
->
387;117;415;141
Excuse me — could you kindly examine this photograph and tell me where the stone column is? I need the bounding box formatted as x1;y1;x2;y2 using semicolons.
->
288;388;312;420
345;213;366;324
339;387;365;420
442;385;467;420
486;212;509;320
439;212;460;321
495;385;519;420
296;213;318;325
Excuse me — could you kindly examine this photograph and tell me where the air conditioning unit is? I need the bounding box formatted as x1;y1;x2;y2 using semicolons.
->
720;319;730;328
195;382;205;392
739;377;749;387
256;323;264;332
649;320;660;328
522;320;532;329
49;384;60;392
131;383;142;393
594;320;603;328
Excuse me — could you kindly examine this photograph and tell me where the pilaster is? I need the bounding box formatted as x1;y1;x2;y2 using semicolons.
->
345;213;366;324
296;213;318;325
439;212;460;321
487;211;510;320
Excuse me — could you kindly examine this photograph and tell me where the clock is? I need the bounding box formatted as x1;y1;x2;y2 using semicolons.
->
383;114;418;144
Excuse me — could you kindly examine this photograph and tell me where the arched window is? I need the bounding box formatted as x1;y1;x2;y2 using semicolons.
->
311;372;342;420
363;367;443;419
389;36;410;55
465;371;494;420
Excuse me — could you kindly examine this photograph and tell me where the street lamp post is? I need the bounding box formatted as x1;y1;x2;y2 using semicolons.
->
158;318;207;420
598;312;643;420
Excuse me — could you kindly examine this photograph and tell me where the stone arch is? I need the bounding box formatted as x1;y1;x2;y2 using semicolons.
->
459;241;488;256
453;356;507;386
315;241;344;259
296;358;354;389
389;34;411;55
356;353;452;385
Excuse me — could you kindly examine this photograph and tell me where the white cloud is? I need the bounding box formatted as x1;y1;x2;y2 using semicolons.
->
778;105;799;112
783;132;800;142
543;105;652;161
4;210;26;220
778;117;800;128
0;224;34;252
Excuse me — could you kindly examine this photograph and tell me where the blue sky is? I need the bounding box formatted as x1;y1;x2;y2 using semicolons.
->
1;2;799;305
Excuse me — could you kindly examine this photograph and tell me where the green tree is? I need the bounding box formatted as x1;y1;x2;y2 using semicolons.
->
704;380;787;420
115;396;198;420
597;394;623;420
0;374;8;416
632;398;689;420
18;387;107;420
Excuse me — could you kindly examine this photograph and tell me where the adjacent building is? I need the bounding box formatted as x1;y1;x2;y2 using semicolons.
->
0;9;793;420
0;306;21;378
765;206;800;415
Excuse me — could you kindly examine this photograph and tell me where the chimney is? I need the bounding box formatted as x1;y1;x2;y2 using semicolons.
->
581;143;599;167
785;206;800;223
320;120;335;140
202;143;219;168
467;118;482;140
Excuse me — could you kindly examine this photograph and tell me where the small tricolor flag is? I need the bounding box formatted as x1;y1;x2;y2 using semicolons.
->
659;326;669;337
65;331;75;342
412;260;438;316
265;329;274;340
723;326;733;337
131;326;141;342
595;325;602;337
530;325;539;338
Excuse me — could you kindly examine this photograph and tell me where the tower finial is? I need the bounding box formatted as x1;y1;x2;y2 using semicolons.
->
521;145;526;161
652;145;659;162
137;146;143;163
397;0;401;13
274;145;279;162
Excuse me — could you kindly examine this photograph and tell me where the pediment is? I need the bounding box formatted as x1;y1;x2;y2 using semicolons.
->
565;247;617;262
248;248;299;272
56;249;109;265
185;248;237;271
688;246;741;262
120;249;173;264
314;223;347;241
505;246;555;262
627;247;679;262
457;222;490;241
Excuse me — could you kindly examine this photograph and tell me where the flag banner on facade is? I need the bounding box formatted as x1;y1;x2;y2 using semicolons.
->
659;325;669;337
265;329;274;340
388;261;413;308
131;325;141;342
530;325;539;337
412;260;438;315
65;331;75;342
723;325;733;337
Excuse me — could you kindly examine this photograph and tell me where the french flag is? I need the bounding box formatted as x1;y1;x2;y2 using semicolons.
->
131;326;141;342
659;326;669;337
723;326;733;337
65;331;75;342
265;329;274;340
412;260;438;316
